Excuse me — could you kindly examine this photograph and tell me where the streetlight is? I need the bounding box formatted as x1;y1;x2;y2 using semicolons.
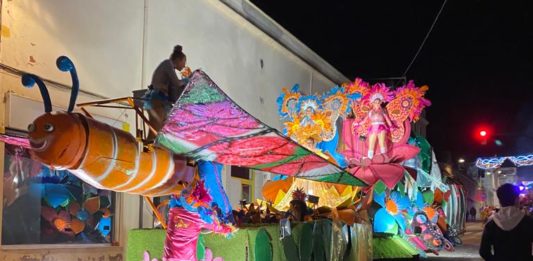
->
458;158;465;164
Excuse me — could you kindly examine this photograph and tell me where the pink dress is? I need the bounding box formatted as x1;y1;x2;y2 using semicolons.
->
163;208;231;261
367;110;389;134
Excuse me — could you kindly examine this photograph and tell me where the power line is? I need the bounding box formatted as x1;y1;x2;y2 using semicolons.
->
402;0;448;77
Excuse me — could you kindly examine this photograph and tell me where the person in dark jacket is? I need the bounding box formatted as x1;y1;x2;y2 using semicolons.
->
479;183;533;260
145;45;188;142
470;206;477;221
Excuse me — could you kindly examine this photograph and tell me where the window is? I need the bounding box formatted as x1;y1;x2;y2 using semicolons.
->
231;166;250;180
231;166;253;203
241;184;251;203
2;142;114;245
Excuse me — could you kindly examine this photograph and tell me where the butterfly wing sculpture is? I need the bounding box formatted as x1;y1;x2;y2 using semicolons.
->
386;81;431;144
157;70;366;186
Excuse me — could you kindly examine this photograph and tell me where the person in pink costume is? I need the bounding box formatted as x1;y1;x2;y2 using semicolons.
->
360;94;393;159
163;207;232;261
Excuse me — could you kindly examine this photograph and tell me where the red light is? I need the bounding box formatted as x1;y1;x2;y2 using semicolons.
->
473;125;492;145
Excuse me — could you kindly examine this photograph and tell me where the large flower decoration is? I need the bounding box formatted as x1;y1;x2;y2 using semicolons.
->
411;190;439;224
346;142;420;189
373;190;411;234
310;111;333;133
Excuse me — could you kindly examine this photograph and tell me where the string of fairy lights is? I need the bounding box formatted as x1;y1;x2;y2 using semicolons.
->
476;154;533;169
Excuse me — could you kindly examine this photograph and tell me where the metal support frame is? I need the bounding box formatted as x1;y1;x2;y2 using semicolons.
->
144;196;167;230
77;96;158;142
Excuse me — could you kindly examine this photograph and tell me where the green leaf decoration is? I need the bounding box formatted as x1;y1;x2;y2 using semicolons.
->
373;181;387;194
312;223;327;261
255;228;273;261
282;235;300;261
299;223;314;261
322;221;333;259
196;233;205;260
397;182;406;193
423;190;435;205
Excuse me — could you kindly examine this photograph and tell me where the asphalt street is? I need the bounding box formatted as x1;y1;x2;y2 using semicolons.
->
425;222;484;261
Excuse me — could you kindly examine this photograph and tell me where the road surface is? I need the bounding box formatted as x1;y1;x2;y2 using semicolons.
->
425;222;484;261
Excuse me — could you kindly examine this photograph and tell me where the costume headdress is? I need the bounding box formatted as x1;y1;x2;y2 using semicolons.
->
367;83;394;103
291;187;307;201
298;95;320;112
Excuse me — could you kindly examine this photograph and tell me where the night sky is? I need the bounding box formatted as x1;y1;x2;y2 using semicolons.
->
251;0;533;163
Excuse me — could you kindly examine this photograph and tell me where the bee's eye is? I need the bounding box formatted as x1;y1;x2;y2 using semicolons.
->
28;123;36;132
44;123;54;133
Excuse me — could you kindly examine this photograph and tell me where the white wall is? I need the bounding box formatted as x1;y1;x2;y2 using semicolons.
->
143;0;334;129
0;0;344;247
0;0;145;98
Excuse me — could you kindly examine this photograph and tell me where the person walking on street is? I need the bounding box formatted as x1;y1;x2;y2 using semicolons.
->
470;206;477;221
479;183;533;261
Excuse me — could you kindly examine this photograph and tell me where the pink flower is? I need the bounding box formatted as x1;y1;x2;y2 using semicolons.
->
143;251;158;261
202;248;224;261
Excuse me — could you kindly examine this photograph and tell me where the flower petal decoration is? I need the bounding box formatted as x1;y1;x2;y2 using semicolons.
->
347;144;420;189
143;251;158;261
391;191;411;211
373;191;411;234
342;116;420;189
374;208;399;234
374;191;386;208
414;191;426;211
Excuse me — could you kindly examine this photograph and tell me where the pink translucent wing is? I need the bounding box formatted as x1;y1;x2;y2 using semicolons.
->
0;134;30;148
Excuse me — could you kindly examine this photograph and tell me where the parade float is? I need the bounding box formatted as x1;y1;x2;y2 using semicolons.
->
0;56;466;260
271;78;466;260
